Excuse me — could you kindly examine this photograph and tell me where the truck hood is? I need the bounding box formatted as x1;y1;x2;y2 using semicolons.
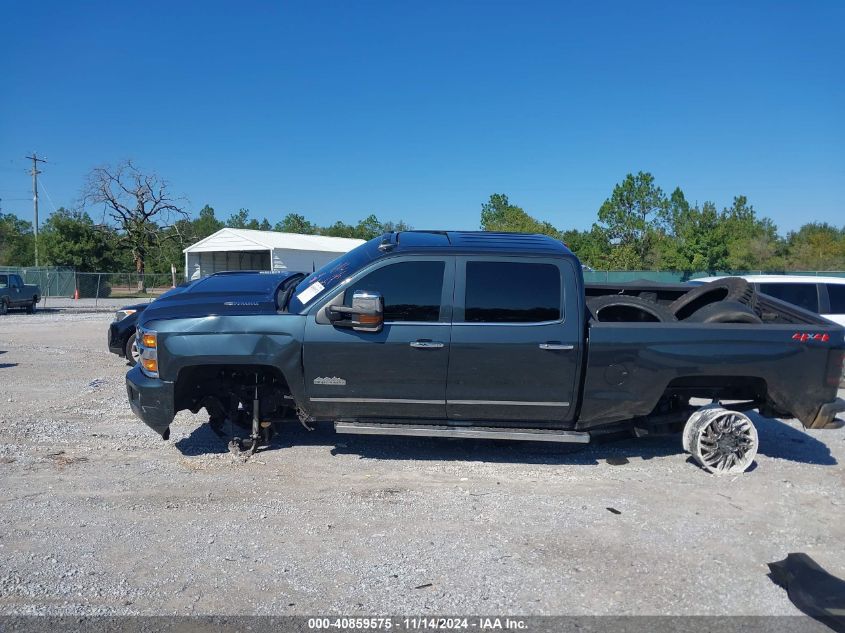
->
138;271;301;326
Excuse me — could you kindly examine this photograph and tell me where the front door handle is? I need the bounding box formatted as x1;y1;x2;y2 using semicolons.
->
539;343;574;350
410;340;445;349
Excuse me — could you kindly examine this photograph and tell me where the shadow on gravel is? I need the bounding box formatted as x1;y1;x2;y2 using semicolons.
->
749;411;837;466
0;350;17;369
174;423;234;456
173;414;836;467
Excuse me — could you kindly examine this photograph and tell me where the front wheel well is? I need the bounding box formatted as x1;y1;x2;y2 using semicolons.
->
174;364;294;420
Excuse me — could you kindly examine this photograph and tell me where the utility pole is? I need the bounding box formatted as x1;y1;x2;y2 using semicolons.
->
26;153;47;267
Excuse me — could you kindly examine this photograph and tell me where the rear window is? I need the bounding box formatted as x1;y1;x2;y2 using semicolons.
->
758;283;819;313
464;261;561;323
826;284;845;314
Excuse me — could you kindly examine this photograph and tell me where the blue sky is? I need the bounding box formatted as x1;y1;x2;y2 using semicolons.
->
1;1;843;233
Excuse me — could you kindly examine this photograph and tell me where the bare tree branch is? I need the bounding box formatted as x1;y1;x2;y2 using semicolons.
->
81;160;188;291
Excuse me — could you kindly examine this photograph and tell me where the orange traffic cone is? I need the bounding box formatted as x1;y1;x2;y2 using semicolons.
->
74;287;79;300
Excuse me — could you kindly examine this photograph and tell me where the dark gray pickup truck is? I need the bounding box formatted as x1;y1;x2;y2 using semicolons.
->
0;273;41;314
126;231;845;474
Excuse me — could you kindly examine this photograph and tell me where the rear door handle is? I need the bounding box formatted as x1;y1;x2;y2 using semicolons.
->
539;343;574;350
410;340;445;349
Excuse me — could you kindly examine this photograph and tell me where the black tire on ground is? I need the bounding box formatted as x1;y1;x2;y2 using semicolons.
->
685;300;763;324
25;299;36;314
124;332;140;366
669;277;755;320
0;299;7;315
587;294;677;323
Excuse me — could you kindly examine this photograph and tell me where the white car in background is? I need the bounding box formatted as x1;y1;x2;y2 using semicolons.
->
695;275;845;327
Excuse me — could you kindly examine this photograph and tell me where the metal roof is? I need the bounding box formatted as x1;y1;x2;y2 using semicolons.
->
183;228;365;254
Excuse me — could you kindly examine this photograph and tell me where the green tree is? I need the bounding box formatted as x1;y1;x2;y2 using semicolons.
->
658;201;727;272
560;227;610;268
226;208;257;229
786;223;845;270
0;212;34;266
321;220;357;238
595;172;668;269
275;213;318;234
719;196;783;270
354;214;384;240
480;194;560;237
40;208;121;271
193;205;224;240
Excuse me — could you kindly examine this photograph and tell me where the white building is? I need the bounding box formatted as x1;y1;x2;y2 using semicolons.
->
183;228;365;280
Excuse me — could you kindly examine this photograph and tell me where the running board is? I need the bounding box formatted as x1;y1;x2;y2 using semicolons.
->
334;421;590;443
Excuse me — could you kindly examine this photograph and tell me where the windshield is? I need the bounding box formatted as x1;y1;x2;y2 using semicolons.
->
287;238;381;312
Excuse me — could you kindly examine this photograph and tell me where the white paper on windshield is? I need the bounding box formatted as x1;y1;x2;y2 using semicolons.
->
296;281;325;304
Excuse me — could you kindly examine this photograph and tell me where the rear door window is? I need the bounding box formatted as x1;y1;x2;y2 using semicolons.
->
826;284;845;314
464;261;561;323
343;260;445;322
758;283;819;313
0;275;7;288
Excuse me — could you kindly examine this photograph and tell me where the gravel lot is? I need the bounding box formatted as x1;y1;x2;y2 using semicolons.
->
0;310;844;616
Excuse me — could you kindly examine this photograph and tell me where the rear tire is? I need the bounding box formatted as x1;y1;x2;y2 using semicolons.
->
685;300;762;324
25;300;36;314
588;295;677;323
670;278;755;320
0;299;7;316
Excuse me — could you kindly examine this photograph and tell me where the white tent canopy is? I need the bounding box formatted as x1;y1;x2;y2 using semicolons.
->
183;228;365;280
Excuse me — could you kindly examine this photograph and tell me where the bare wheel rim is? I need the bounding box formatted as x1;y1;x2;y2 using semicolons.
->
683;404;719;453
694;411;758;474
131;340;141;363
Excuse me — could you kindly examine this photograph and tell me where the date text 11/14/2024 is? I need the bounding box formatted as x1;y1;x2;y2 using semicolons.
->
307;617;528;630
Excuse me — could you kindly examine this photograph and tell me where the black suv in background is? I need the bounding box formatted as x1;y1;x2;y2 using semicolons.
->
108;302;152;365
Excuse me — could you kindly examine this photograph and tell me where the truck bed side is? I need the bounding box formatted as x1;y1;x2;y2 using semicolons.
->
578;320;844;430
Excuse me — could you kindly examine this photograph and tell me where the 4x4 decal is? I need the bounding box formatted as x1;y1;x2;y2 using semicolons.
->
792;332;830;342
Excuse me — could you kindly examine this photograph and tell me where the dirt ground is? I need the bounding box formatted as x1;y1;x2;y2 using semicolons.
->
0;310;844;616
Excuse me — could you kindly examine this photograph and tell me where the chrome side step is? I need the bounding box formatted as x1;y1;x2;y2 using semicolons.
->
334;421;590;443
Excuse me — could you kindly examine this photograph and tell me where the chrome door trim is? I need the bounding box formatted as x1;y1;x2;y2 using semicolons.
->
538;343;575;350
309;397;446;405
448;400;570;407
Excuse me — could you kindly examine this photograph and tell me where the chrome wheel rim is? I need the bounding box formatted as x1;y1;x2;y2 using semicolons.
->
130;339;141;364
695;411;758;474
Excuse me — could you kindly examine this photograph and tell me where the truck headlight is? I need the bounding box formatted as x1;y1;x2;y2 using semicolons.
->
137;328;159;378
114;309;137;322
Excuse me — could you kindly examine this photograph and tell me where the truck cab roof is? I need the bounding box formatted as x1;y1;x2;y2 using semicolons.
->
381;231;575;258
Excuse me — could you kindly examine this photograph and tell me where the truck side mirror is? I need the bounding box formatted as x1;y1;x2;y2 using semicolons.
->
327;290;384;333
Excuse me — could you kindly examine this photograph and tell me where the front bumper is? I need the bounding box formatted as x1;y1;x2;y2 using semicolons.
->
807;397;845;430
126;364;175;438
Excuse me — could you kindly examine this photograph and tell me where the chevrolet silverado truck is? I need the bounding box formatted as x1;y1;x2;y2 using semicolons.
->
0;273;41;314
126;231;845;474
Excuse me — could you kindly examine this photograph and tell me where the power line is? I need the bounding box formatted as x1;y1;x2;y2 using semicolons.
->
38;176;58;214
25;153;47;266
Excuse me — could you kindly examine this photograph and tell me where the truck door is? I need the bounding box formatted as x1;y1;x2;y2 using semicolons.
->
446;257;582;424
9;274;22;306
304;257;454;420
